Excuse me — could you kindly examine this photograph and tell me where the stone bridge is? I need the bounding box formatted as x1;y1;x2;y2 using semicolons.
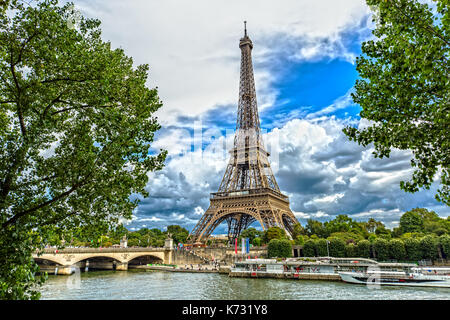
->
33;247;173;274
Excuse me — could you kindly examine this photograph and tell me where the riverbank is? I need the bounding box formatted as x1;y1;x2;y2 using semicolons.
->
229;270;341;281
133;264;220;273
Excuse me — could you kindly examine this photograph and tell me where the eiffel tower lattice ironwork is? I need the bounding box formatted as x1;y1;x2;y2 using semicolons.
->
187;23;299;244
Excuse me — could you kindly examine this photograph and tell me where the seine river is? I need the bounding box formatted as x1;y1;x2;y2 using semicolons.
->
38;270;450;300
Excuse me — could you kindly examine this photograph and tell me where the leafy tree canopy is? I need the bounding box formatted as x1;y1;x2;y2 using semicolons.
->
343;0;450;205
263;226;287;243
0;0;166;299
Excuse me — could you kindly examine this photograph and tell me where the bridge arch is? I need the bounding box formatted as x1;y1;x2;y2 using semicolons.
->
70;254;124;265
128;254;164;266
34;257;64;266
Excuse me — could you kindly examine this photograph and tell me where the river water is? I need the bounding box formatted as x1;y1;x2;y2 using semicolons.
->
38;270;449;300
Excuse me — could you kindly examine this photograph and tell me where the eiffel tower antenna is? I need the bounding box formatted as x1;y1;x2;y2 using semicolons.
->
187;26;299;244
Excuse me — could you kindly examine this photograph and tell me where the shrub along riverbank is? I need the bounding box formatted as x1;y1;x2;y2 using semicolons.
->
265;208;450;261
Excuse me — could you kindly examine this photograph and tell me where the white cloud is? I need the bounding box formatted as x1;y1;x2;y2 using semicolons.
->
132;114;449;231
72;0;370;124
66;1;447;231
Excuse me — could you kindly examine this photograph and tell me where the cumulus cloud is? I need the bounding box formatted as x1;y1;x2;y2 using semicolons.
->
71;0;371;124
65;1;448;232
128;115;449;231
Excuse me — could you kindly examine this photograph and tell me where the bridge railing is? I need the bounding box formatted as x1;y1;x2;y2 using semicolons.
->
37;247;168;254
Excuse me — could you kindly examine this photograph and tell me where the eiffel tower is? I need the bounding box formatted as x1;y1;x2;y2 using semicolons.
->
188;23;299;244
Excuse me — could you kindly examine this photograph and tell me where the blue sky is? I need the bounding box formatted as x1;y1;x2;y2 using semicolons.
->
71;0;449;233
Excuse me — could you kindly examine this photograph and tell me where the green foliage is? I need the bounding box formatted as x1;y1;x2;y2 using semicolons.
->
263;226;286;244
127;238;139;247
239;228;264;246
439;234;450;258
345;243;356;258
400;209;425;233
328;238;346;258
328;232;364;243
324;215;365;237
343;0;450;205
303;240;316;257
373;238;389;261
253;237;262;247
0;1;166;299
420;235;439;260
294;235;305;246
267;239;292;258
356;240;371;258
363;218;384;234
404;238;422;261
305;219;328;238
297;209;447;262
167;225;189;245
315;239;328;257
388;239;406;260
375;225;392;240
291;223;306;239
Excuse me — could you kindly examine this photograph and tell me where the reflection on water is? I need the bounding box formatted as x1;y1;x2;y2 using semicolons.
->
39;270;450;300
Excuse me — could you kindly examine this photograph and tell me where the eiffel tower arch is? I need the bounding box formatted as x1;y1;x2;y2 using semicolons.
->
188;23;299;244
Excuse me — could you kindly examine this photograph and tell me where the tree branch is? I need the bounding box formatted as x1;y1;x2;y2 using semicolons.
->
1;177;89;229
40;77;99;84
390;0;450;46
11;174;58;190
9;54;26;137
51;103;114;115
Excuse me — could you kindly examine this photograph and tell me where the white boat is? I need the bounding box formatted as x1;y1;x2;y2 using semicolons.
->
339;269;450;288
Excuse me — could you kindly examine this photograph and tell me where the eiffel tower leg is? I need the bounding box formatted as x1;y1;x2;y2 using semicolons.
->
187;207;218;243
226;214;256;244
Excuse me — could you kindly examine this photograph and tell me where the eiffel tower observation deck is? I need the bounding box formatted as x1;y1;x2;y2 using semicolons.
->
188;23;299;244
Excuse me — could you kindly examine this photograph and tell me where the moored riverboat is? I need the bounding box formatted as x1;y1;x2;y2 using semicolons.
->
339;267;450;288
229;257;418;282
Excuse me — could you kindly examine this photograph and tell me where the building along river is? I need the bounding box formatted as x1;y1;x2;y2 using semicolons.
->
38;269;450;300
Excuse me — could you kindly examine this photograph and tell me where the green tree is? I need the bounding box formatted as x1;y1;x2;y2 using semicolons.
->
239;227;264;246
127;238;139;247
279;239;293;258
356;240;371;258
303;239;316;257
328;238;346;257
267;239;292;258
0;1;166;299
263;226;286;243
375;225;392;240
420;235;439;260
329;231;364;243
404;238;422;261
343;0;450;205
167;225;189;245
388;239;406;260
305;219;328;238
315;239;328;256
439;234;450;259
373;238;389;261
294;235;305;246
253;237;262;247
291;223;306;239
363;218;384;234
400;209;425;233
324;215;365;238
345;243;356;258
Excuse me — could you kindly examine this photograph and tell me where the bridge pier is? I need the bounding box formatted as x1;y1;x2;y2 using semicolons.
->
115;262;128;271
55;266;76;275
